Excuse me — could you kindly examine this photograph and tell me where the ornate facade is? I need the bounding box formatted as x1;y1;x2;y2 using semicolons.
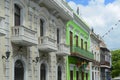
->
0;0;72;80
0;0;111;80
90;30;101;80
66;13;94;80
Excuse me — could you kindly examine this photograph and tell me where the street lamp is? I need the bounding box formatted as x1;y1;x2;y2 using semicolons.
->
33;56;40;63
2;51;10;59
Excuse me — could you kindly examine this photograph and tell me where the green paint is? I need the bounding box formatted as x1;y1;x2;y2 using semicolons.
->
72;46;94;60
66;20;90;50
69;56;78;64
66;56;70;80
66;20;92;80
74;66;76;80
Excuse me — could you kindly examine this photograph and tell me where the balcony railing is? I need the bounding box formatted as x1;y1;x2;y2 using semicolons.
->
38;36;57;52
100;61;110;68
93;60;100;66
11;25;38;46
71;46;94;61
56;43;70;55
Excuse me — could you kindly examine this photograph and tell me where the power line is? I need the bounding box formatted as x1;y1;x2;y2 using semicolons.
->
102;20;120;38
89;20;120;50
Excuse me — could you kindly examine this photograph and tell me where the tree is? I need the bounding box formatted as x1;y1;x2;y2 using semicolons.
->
111;49;120;78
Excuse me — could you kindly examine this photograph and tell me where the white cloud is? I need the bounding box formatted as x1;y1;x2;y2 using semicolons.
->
68;0;120;50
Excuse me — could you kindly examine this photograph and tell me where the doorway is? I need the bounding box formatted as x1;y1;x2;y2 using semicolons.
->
14;60;24;80
58;66;62;80
40;63;46;80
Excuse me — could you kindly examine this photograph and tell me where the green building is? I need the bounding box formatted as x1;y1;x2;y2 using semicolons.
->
66;13;94;80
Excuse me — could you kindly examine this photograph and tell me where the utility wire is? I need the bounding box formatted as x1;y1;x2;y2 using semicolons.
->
102;20;120;38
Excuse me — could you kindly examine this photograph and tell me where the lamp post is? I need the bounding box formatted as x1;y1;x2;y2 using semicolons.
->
2;51;10;60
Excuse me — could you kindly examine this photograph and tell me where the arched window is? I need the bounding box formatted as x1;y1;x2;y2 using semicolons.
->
40;19;44;37
40;63;46;80
81;39;83;49
58;66;62;80
14;60;24;80
57;28;60;44
14;4;21;26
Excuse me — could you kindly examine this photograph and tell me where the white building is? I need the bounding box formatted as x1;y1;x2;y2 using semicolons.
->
0;0;73;80
90;29;101;80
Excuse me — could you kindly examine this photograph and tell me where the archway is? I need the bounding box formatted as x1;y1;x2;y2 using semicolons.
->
58;66;62;80
40;63;46;80
14;60;24;80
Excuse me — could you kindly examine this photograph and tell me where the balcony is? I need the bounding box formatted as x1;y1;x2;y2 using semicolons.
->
11;26;38;46
56;43;70;56
38;36;57;52
0;19;6;36
71;46;94;61
37;0;73;20
93;60;100;66
100;61;110;68
53;0;73;17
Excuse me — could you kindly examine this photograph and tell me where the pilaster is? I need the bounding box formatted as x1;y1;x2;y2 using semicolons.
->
48;52;57;80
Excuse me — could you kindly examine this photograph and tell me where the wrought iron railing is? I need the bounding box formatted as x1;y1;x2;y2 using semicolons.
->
72;46;94;60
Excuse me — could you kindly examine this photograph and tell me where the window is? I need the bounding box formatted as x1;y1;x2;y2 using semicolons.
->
76;71;79;80
85;42;87;51
57;28;60;44
81;39;83;49
82;71;84;80
14;60;24;80
40;63;46;80
58;66;62;80
86;73;88;80
76;35;78;47
70;31;73;52
14;4;21;26
92;72;94;80
40;19;44;37
70;71;73;80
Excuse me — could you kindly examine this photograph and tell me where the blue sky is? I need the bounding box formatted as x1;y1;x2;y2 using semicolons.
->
66;0;89;5
104;0;115;5
66;0;115;5
67;0;120;50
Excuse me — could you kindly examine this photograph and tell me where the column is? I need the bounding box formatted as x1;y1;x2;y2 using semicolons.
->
48;52;56;80
27;47;32;80
4;0;10;80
